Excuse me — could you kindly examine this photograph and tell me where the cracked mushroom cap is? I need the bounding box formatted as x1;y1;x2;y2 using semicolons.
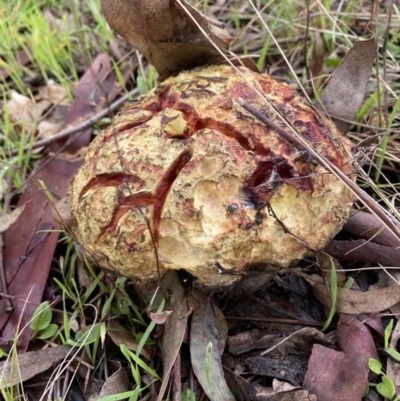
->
66;65;354;287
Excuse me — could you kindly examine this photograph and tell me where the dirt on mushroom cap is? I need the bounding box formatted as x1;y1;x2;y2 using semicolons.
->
67;65;354;287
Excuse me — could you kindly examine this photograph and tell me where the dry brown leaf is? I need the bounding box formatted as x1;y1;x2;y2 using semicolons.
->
38;79;70;106
228;330;279;355
0;179;7;202
227;273;275;300
317;253;346;288
101;0;229;80
0;345;71;386
369;271;400;315
158;271;189;401
316;37;376;132
213;302;228;354
244;328;330;387
149;310;172;324
312;280;400;314
344;209;400;248
7;91;49;135
246;380;314;401
325;239;400;267
107;319;151;360
0;53;125;352
190;298;235;401
37;120;62;140
0;204;26;234
370;271;400;389
309;31;324;79
87;361;130;401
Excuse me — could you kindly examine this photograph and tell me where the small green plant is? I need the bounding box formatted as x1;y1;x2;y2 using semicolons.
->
0;342;23;401
383;320;400;362
367;320;400;400
30;301;59;341
182;387;196;401
322;259;354;331
368;358;398;400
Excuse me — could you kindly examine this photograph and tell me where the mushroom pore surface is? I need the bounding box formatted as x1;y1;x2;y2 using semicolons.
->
67;65;354;287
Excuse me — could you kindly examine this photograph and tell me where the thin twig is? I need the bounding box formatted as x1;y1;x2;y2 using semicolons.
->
0;235;13;312
0;175;14;312
381;0;394;122
303;0;311;85
5;88;139;158
267;202;315;252
238;97;311;154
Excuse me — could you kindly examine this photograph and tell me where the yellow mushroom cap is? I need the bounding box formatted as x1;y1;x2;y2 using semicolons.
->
67;65;354;287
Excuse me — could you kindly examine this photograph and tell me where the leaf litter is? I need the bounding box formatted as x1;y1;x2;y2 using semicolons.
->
0;53;128;352
1;1;400;400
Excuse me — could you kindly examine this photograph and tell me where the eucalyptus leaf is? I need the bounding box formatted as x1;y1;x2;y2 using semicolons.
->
317;37;376;132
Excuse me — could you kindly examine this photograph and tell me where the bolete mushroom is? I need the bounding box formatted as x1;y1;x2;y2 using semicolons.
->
63;64;354;287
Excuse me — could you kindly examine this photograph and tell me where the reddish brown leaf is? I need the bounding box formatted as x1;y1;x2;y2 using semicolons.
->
304;345;366;401
0;54;126;351
304;314;379;401
344;210;400;248
325;239;400;266
336;314;380;357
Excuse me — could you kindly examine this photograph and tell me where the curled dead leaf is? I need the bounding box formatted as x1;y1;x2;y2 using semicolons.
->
38;79;70;106
316;37;376;132
309;30;324;79
0;204;26;234
344;209;400;248
311;279;400;314
0;345;71;386
52;198;76;227
149;310;172;324
0;179;7;202
190;298;235;401
107;319;151;360
304;343;371;401
88;361;130;401
101;0;229;80
37;120;62;140
6;91;48;135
